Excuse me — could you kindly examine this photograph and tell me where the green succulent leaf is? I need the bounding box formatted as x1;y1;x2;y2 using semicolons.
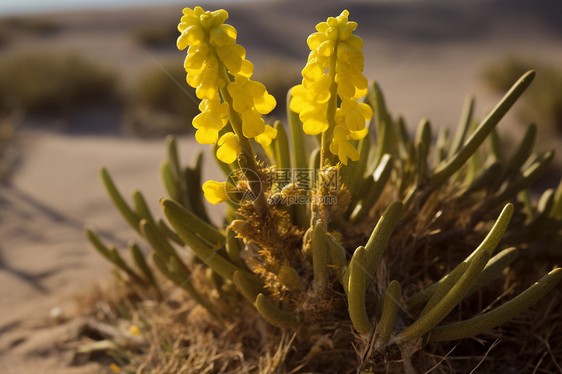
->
347;246;372;335
312;220;330;287
256;293;298;329
101;167;140;232
375;280;402;348
431;71;535;188
395;250;490;344
429;268;562;342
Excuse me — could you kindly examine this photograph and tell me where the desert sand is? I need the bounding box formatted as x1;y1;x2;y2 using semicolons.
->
0;0;561;372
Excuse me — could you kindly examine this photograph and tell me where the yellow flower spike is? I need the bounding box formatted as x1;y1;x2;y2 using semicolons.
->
291;9;369;166
177;6;276;213
216;132;242;164
202;180;236;204
178;6;276;149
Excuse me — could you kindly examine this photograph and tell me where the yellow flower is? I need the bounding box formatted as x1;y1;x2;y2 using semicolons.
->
129;325;141;336
217;44;253;77
291;10;370;164
216;132;241;164
178;6;277;147
330;125;361;165
335;98;372;132
109;363;121;373
202;180;236;204
227;74;276;138
192;99;229;144
255;125;278;148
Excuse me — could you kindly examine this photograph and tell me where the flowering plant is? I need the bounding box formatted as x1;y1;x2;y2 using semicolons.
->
86;6;562;372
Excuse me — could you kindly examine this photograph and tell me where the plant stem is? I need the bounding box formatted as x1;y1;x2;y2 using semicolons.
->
218;66;267;214
319;51;339;170
311;44;339;227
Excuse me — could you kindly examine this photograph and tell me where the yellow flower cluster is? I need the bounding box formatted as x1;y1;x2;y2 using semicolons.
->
290;10;372;165
177;6;277;164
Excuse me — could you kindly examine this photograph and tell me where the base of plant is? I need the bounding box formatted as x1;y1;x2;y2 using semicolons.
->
70;253;561;373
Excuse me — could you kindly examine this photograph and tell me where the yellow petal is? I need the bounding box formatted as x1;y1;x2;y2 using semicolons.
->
209;27;234;47
254;93;276;114
317;40;335;57
254;125;278;147
216;132;241;164
241;110;265;138
195;127;219;144
350;127;368;140
307;32;327;50
202;180;234;204
238;60;254;77
302;117;328;135
129;325;141;336
220;24;237;40
211;9;229;26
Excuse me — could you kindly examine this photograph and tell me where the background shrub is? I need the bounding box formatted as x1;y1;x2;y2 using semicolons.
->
133;24;178;48
483;57;562;134
0;53;118;115
126;62;198;137
0;112;19;183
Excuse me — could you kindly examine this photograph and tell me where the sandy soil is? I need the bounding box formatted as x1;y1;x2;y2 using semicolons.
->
0;0;561;372
0;134;224;373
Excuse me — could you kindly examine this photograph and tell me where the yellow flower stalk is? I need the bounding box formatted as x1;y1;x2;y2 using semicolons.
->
290;10;372;165
178;6;277;208
177;6;277;143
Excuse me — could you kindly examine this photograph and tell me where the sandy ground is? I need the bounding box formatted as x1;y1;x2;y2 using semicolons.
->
0;0;561;372
0;134;223;373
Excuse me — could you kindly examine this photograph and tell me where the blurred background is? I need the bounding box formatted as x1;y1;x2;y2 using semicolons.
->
0;0;561;371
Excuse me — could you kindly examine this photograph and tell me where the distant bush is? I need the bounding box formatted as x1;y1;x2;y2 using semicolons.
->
483;57;562;134
126;62;198;137
0;112;19;184
0;53;118;114
0;26;9;48
0;17;59;36
133;24;178;48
